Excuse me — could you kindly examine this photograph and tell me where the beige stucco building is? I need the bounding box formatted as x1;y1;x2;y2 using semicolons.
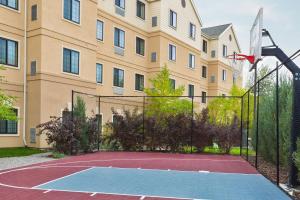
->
0;0;242;148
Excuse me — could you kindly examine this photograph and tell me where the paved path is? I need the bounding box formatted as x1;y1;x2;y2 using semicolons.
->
0;153;55;171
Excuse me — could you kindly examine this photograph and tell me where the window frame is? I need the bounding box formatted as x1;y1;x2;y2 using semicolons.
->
62;48;80;75
113;68;125;88
223;45;228;57
201;91;207;104
0;37;18;68
63;0;81;24
31;4;37;21
136;37;145;56
115;0;125;9
188;53;195;69
135;73;144;91
96;20;104;41
188;84;194;98
96;63;103;84
222;69;227;81
169;10;177;29
0;0;18;10
189;23;196;40
168;44;176;62
0;108;19;136
114;28;125;49
202;40;207;53
136;0;145;20
202;66;207;78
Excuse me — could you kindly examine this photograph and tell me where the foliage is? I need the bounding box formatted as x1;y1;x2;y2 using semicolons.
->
0;66;17;121
37;98;99;154
253;74;292;166
0;147;45;158
103;107;240;154
293;139;300;177
144;65;192;116
208;85;251;125
52;152;65;159
182;146;197;154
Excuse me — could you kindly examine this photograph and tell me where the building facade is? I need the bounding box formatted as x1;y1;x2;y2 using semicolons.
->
0;0;242;148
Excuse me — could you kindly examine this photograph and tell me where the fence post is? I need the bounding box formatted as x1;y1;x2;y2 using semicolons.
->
143;96;145;150
70;90;74;155
246;92;250;161
255;81;260;169
276;62;280;185
98;96;101;151
190;96;194;154
240;96;244;156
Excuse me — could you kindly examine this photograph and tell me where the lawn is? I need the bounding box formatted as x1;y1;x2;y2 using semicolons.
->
203;146;256;156
0;147;45;158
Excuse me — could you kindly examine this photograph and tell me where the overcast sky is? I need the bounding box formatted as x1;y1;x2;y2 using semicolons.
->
194;0;300;79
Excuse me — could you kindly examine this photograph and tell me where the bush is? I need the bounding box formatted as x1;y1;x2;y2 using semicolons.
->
182;146;197;154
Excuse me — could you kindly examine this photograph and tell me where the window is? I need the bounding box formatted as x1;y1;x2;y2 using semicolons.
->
136;37;145;56
96;63;103;84
222;94;226;97
115;0;125;9
0;37;18;67
170;79;175;90
211;50;216;58
202;40;207;53
169;10;177;28
96;20;104;41
188;54;195;69
189;23;196;39
152;16;157;27
114;28;125;49
136;0;145;20
0;109;18;134
63;48;79;75
223;45;227;57
169;44;176;61
113;68;124;88
64;0;80;24
0;0;18;10
202;66;207;78
188;84;194;98
31;5;37;21
135;74;144;91
202;92;207;104
222;69;227;81
151;52;157;62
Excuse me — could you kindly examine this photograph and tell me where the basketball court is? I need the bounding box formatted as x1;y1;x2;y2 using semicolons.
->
0;152;291;200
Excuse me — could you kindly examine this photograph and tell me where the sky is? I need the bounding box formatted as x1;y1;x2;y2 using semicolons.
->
194;0;300;81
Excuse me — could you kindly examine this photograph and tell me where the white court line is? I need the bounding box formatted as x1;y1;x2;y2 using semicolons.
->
90;192;97;196
43;190;51;193
32;167;95;189
140;196;146;200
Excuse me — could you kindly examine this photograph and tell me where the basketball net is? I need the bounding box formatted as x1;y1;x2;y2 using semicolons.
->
226;54;255;79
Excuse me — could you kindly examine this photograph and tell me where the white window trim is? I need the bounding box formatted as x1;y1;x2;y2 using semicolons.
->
0;34;21;70
189;23;196;40
188;53;195;70
113;26;126;50
96;63;103;85
134;73;145;93
96;20;104;42
0;0;20;13
61;45;81;77
61;0;82;26
169;9;177;30
0;106;20;137
136;0;146;21
113;66;125;89
135;35;146;57
168;43;176;62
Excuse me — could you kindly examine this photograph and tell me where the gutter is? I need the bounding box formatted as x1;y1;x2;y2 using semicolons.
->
23;0;27;146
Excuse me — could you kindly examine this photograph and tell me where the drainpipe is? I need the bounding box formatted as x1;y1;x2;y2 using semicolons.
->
23;0;27;146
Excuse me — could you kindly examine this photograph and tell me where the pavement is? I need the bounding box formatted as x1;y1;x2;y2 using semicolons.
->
0;153;55;171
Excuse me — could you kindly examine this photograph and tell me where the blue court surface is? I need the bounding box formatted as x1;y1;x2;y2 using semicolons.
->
35;167;291;200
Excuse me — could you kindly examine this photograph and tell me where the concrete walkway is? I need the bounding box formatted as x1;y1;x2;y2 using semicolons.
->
0;153;55;171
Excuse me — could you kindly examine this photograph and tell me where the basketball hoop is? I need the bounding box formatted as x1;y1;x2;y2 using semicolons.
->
227;54;255;64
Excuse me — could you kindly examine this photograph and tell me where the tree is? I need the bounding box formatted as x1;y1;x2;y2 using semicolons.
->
144;65;192;116
0;66;17;121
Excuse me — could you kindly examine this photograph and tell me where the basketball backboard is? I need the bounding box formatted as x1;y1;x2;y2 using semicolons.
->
250;8;263;71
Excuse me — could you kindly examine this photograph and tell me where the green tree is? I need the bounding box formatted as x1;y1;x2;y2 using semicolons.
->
208;85;252;125
0;66;17;121
144;65;192;116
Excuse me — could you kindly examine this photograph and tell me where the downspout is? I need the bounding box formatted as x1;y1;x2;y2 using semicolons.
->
23;0;27;146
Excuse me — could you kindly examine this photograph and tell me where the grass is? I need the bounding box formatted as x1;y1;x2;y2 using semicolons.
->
52;152;65;159
204;146;256;156
0;147;45;158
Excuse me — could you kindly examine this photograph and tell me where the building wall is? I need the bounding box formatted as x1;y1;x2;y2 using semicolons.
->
0;0;243;148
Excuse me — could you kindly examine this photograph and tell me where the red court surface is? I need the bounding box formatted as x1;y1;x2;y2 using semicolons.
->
0;152;258;200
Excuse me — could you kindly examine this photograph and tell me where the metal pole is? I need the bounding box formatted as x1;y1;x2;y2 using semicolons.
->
246;92;250;161
97;96;101;151
240;96;244;156
190;96;194;154
71;90;74;120
143;96;145;150
255;81;260;168
276;62;280;185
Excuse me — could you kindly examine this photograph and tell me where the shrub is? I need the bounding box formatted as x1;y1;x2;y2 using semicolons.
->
182;146;197;154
